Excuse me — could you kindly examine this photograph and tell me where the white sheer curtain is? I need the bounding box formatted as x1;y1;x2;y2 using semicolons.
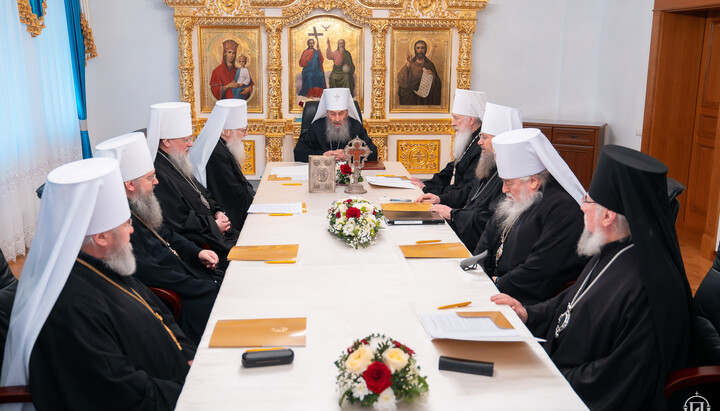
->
0;0;81;260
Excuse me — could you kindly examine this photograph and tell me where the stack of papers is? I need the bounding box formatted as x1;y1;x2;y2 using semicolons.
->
248;203;305;214
418;311;522;342
270;165;309;181
366;176;416;189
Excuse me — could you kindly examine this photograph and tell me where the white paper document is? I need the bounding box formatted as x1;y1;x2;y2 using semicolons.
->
271;165;309;181
247;203;304;214
419;312;522;342
366;176;416;189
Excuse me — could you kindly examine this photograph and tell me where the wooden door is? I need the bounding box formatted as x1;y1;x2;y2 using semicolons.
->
683;10;720;235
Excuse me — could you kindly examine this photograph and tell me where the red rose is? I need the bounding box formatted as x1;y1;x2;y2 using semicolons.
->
336;212;341;218
340;164;352;175
344;199;353;205
346;207;361;219
362;361;393;394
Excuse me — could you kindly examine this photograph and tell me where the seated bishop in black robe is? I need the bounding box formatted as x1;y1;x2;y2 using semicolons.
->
422;128;482;197
130;212;220;345
29;253;196;411
476;178;587;305
154;151;239;265
205;138;255;231
441;170;503;251
293;117;378;163
525;239;665;410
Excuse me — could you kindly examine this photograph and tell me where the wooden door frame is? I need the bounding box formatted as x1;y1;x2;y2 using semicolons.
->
642;0;720;258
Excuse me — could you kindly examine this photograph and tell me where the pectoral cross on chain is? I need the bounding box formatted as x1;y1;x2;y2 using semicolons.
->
308;26;323;43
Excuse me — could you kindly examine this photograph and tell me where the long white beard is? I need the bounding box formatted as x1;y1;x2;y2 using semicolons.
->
453;130;473;160
226;138;246;167
129;186;164;230
475;151;496;180
168;152;194;180
494;189;543;232
104;236;136;276
326;119;351;145
576;226;608;257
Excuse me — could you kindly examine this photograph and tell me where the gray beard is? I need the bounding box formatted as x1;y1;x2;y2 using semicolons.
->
104;239;136;277
326;119;351;146
168;152;194;180
576;226;607;258
453;129;473;160
494;190;543;232
129;187;164;231
226;138;246;167
475;151;496;180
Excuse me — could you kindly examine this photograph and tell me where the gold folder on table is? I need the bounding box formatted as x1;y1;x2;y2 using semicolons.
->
267;174;292;181
209;317;307;348
399;242;470;258
456;311;514;329
227;244;299;261
380;202;432;212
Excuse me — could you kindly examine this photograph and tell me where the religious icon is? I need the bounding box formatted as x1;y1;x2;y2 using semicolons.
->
289;15;363;113
199;26;263;113
390;28;451;113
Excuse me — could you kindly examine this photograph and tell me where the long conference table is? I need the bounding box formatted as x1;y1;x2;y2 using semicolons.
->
175;162;588;410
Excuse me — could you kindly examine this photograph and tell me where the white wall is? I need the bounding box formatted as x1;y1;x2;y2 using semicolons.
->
86;0;179;147
86;0;654;150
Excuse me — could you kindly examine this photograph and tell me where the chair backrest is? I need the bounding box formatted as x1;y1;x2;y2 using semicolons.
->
299;100;363;139
0;386;31;404
149;287;182;322
692;266;720;365
666;177;685;224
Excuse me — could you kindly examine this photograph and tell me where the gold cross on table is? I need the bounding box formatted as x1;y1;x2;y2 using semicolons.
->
307;26;323;43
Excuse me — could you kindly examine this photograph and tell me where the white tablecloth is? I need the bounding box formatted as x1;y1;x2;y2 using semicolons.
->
175;162;588;410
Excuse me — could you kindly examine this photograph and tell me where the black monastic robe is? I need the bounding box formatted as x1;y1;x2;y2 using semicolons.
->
445;171;504;251
130;213;219;345
422;127;482;197
205;139;255;231
525;240;667;410
476;179;586;305
293;117;378;163
153;151;239;262
29;253;195;411
0;250;16;370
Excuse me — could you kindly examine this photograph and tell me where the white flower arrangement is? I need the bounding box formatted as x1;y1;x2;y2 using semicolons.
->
335;334;429;410
327;198;383;249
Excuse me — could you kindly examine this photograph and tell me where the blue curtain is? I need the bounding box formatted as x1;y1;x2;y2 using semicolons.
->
64;0;92;158
29;0;44;17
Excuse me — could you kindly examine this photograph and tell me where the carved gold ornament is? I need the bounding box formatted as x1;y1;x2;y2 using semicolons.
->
397;139;441;174
242;140;256;175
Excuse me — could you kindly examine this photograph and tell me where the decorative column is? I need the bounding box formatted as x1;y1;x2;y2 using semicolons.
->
456;20;475;90
175;17;196;120
369;19;389;161
264;17;285;162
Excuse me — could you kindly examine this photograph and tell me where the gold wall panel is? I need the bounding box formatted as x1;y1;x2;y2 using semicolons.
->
397;139;441;174
165;0;484;164
242;140;256;175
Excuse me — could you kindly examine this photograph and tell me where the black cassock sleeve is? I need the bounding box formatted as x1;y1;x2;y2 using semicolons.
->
422;161;454;196
206;146;254;231
159;224;203;266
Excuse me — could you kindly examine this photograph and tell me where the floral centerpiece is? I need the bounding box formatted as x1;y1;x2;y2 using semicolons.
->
335;334;429;410
327;198;383;249
336;161;363;185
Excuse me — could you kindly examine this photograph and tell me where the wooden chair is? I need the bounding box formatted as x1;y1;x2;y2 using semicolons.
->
148;287;182;322
0;386;31;404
